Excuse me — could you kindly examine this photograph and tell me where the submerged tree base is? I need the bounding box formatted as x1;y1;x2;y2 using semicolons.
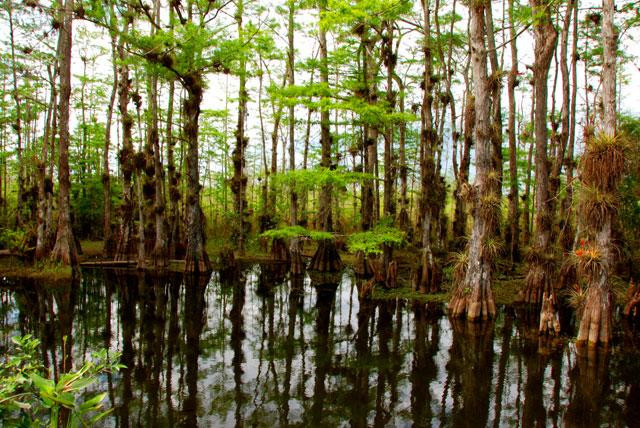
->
577;286;612;346
539;292;561;335
449;289;497;321
354;251;372;276
185;250;212;274
449;260;496;321
290;246;304;276
518;253;555;305
413;249;441;294
309;240;342;272
270;238;291;263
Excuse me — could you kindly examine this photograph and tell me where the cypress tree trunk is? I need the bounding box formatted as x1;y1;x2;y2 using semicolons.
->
287;0;303;275
550;0;574;250
166;81;180;259
521;0;557;311
310;0;342;273
522;91;534;247
383;19;396;221
50;0;78;266
416;0;440;293
45;75;57;251
393;75;410;235
576;0;619;346
360;26;379;233
36;66;56;260
165;9;180;259
560;0;579;251
232;0;249;254
147;0;167;267
115;21;136;261
449;0;496;320
451;59;473;250
301;103;312;226
484;0;504;216
183;74;211;273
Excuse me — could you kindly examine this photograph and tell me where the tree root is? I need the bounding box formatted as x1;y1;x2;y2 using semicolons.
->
539;291;561;336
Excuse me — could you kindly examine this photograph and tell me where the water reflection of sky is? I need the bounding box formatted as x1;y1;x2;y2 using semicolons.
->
1;268;639;427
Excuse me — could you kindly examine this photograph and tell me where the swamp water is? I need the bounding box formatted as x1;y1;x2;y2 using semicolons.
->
1;266;640;427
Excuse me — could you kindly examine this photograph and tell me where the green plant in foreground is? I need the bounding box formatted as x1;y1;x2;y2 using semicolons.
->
0;335;124;427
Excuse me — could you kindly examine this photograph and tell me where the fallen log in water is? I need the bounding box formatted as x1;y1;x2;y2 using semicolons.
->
0;248;33;261
80;260;137;267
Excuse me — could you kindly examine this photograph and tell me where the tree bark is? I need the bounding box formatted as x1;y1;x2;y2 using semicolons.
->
521;0;557;307
559;0;579;251
416;0;440;293
115;19;136;261
50;0;78;266
451;54;473;250
383;20;396;220
286;0;303;275
484;0;504;216
310;0;342;272
36;65;56;260
232;0;249;254
147;0;168;267
360;24;379;233
448;0;496;320
183;74;211;273
576;0;618;346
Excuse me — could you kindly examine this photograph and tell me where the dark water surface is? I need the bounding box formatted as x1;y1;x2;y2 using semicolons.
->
1;266;640;427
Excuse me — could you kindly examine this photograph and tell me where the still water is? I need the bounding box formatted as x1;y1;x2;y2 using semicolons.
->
1;266;640;427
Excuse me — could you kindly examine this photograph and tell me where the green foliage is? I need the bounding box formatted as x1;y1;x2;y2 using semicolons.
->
0;335;123;427
323;0;412;30
71;175;108;239
272;167;376;193
261;225;309;241
0;228;27;252
347;221;406;255
260;225;333;242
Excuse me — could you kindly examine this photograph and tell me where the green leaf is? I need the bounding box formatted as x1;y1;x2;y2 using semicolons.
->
80;393;107;411
90;408;114;424
29;373;55;395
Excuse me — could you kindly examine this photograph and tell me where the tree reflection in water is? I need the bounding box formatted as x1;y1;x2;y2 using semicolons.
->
1;268;640;426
